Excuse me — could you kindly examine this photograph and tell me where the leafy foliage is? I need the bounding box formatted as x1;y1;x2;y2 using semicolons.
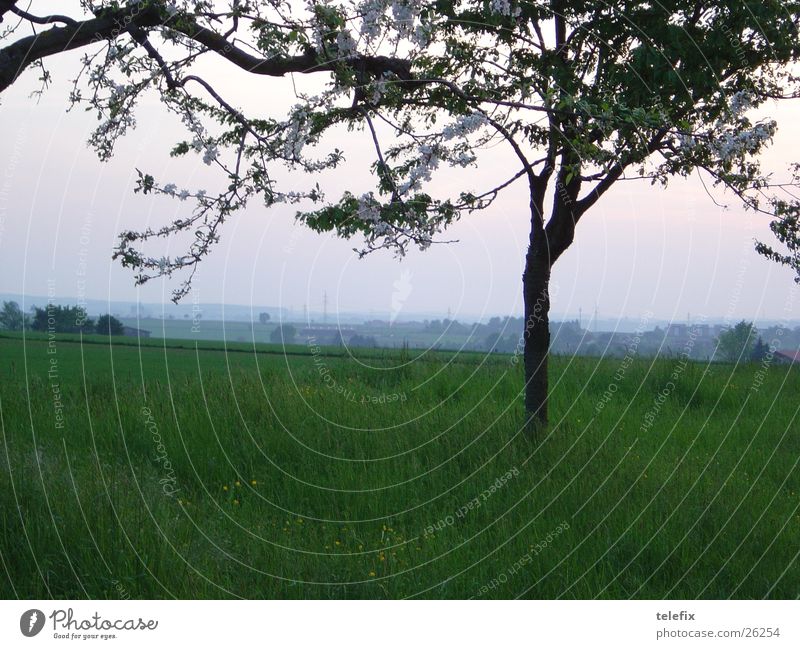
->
716;320;758;363
96;314;125;336
270;323;297;344
30;304;94;334
3;1;799;300
0;300;27;331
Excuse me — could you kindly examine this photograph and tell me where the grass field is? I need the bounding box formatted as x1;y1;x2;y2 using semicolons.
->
0;331;798;599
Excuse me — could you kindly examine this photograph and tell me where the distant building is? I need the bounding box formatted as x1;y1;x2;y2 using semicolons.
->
122;326;151;338
666;323;688;338
774;349;800;364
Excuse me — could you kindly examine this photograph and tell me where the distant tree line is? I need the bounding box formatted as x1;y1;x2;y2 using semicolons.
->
0;301;124;336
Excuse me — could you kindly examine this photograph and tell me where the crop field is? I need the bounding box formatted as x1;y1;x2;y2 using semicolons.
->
0;332;798;599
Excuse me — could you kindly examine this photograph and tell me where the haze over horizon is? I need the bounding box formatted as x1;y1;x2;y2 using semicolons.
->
2;1;799;326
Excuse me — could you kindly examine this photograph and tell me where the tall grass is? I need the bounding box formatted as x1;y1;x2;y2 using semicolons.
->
0;334;797;598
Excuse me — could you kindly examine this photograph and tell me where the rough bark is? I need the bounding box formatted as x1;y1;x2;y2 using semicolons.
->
521;160;581;429
522;241;551;428
520;176;551;429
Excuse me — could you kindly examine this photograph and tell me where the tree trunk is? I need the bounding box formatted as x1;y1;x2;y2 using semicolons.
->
522;243;551;429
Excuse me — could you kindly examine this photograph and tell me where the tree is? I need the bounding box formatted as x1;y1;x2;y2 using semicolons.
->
0;300;26;330
3;2;800;428
259;312;271;324
750;336;769;363
270;324;297;345
96;314;124;336
485;332;502;352
716;320;757;363
30;305;94;333
349;333;377;348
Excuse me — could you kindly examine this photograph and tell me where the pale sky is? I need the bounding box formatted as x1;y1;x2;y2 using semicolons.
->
1;3;799;324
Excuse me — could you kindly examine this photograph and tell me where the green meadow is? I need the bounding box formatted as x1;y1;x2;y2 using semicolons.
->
0;331;798;599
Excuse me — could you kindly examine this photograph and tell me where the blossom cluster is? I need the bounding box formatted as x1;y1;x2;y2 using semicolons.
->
728;90;753;118
672;91;775;164
490;0;521;17
442;112;487;140
180;112;218;165
357;0;429;44
399;144;440;195
283;106;312;161
713;121;777;162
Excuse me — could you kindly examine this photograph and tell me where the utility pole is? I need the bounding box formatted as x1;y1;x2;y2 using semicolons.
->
323;291;328;324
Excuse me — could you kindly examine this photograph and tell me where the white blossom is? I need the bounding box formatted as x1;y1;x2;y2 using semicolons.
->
442;112;487;140
359;0;388;41
163;183;177;196
202;145;219;165
283;107;311;160
412;22;433;47
357;193;382;223
729;91;753;118
490;0;521;17
676;133;696;151
336;29;357;56
392;1;415;26
110;83;125;100
391;0;421;38
374;221;391;236
454;151;477;167
370;76;390;104
713;121;777;162
399;144;440;194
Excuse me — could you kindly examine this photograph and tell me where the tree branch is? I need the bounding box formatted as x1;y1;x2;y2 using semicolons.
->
0;1;18;24
8;5;77;27
0;5;412;95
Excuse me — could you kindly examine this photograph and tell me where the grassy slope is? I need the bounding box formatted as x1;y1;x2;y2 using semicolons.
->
0;333;798;599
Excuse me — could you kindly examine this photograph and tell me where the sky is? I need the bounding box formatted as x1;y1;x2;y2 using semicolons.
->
1;3;799;325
